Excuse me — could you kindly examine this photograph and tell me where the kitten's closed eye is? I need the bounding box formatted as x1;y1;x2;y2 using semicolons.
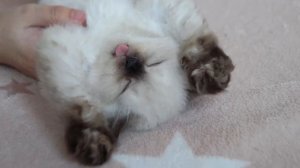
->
146;60;166;67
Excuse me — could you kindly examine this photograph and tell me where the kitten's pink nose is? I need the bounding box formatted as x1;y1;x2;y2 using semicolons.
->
114;44;129;57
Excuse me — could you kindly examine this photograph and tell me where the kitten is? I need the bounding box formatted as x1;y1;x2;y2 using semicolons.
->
37;0;234;165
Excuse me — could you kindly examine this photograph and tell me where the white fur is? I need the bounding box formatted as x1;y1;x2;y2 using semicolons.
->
37;0;208;130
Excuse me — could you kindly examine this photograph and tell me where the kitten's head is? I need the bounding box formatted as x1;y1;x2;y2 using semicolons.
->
38;22;187;128
87;34;187;120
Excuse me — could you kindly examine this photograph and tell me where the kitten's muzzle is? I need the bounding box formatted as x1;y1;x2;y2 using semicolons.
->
125;56;144;78
114;44;145;79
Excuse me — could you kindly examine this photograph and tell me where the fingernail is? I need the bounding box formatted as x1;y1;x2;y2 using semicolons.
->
70;10;86;24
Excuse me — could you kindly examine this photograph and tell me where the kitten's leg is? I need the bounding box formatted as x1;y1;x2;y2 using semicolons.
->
65;102;116;166
162;0;235;93
126;114;159;131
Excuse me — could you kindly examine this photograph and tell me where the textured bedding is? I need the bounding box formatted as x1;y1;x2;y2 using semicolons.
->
1;0;300;167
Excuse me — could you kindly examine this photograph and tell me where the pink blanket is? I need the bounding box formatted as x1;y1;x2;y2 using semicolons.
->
1;0;300;167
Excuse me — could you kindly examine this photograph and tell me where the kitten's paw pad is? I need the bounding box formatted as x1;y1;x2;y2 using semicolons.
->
181;34;234;94
190;59;232;94
66;121;115;166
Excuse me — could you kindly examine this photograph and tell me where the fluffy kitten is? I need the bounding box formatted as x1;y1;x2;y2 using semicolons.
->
37;0;234;165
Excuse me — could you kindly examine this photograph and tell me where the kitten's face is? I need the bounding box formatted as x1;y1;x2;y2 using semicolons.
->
86;36;185;110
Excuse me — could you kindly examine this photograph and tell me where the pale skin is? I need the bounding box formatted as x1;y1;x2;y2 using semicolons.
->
0;0;86;79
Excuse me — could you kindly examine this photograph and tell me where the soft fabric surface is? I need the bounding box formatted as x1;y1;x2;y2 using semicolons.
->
1;0;300;167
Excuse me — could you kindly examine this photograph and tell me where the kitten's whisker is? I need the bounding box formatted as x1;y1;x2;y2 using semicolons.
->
117;80;132;97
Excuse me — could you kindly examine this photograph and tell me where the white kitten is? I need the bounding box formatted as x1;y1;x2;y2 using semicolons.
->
37;0;234;165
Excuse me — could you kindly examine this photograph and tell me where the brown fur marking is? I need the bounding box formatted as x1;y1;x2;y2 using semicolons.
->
65;119;116;166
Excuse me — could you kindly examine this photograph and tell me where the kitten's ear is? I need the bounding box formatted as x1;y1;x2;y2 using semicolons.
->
181;33;235;94
197;33;218;52
69;100;91;120
180;33;219;66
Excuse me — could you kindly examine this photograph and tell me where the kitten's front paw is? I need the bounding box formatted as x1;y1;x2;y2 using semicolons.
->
65;120;116;166
181;34;235;94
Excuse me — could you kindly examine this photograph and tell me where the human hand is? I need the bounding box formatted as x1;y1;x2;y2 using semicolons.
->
0;4;86;79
